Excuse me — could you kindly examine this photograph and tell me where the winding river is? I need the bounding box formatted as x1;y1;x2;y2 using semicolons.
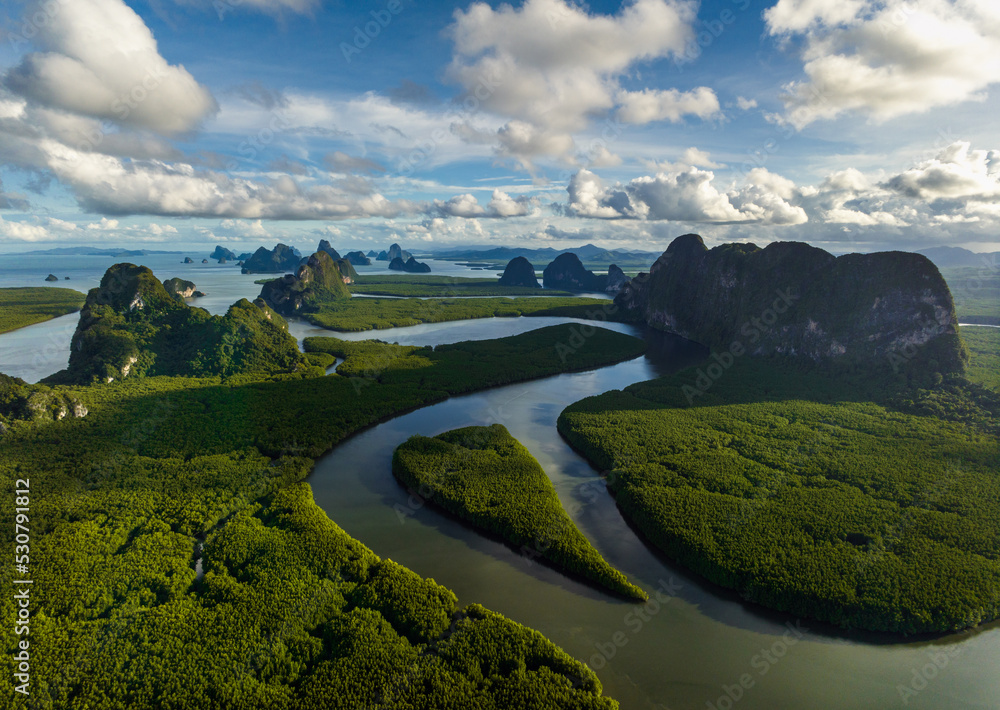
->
306;318;1000;710
1;252;998;708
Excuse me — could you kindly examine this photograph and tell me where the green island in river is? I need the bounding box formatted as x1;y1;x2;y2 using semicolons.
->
0;286;86;334
392;424;647;601
0;262;646;708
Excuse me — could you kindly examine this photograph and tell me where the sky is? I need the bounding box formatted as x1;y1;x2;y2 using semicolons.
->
0;0;998;255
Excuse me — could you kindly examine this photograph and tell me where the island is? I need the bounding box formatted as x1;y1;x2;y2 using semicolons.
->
497;256;540;288
388;256;432;273
240;243;303;274
393;424;647;600
0;286;86;334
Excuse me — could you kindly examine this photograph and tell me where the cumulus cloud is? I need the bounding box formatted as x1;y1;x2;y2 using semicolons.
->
0;215;53;242
766;0;1000;128
883;141;1000;221
4;0;218;135
562;139;1000;232
32;142;420;220
563;166;843;225
447;0;716;164
434;189;537;218
642;147;725;173
495;120;576;168
616;87;720;124
219;218;271;238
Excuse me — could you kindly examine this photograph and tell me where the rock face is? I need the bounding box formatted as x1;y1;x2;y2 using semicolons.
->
497;257;540;288
335;259;359;282
259;251;351;315
211;245;237;261
376;250;389;261
387;243;412;262
162;278;203;299
344;250;372;266
388;256;431;273
317;240;341;260
615;234;968;374
542;253;607;291
183;257;194;263
605;264;629;294
0;374;88;429
45;274;58;282
240;244;303;274
366;250;378;258
60;263;304;383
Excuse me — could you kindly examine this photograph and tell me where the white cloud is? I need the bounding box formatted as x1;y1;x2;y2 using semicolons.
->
434;193;485;218
447;0;710;164
5;0;217;135
220;218;271;238
764;0;866;33
86;217;119;230
36;142;420;220
587;145;623;168
626;169;745;221
616;87;720;124
885;141;1000;201
495;120;576;169
148;223;178;235
767;0;1000;128
0;215;55;242
566;170;630;219
487;188;536;217
434;189;537;218
563;139;1000;231
735;96;758;111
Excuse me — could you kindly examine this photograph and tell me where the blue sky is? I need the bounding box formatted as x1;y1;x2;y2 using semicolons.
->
0;0;998;254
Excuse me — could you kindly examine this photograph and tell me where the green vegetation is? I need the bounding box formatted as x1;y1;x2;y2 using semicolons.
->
0;317;641;706
304;324;645;388
258;251;351;317
962;327;1000;390
57;264;305;384
558;359;1000;634
348;274;569;297
0;286;85;333
303;295;613;331
393;424;647;600
941;266;1000;325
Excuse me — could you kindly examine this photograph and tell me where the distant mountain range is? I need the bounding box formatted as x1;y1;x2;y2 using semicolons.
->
435;243;661;265
916;246;999;268
11;247;183;257
9;243;997;270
